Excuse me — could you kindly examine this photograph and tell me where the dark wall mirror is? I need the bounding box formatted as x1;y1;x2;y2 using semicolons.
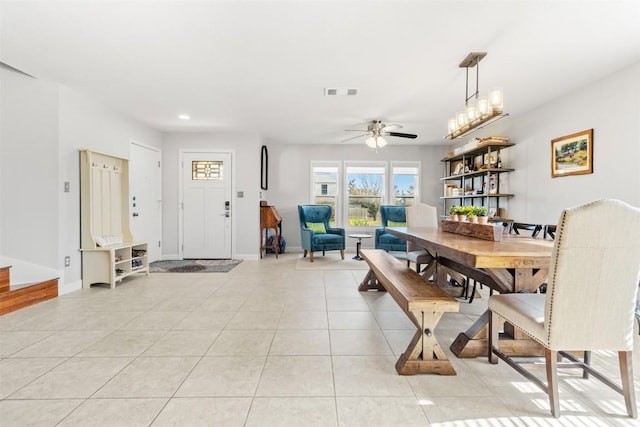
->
260;145;268;190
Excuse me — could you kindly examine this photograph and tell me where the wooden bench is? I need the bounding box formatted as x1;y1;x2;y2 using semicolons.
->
358;249;459;375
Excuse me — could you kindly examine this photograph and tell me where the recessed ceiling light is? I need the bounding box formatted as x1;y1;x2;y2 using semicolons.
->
178;114;190;120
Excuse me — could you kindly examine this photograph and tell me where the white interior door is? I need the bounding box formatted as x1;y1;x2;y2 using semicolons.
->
129;142;162;262
182;152;232;259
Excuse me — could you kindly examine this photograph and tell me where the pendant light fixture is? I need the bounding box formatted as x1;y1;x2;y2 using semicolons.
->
444;52;509;140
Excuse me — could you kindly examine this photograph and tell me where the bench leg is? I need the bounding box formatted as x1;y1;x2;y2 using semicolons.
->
395;310;456;376
358;269;385;292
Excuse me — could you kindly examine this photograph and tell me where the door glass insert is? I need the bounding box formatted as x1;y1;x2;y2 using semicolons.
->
192;160;223;180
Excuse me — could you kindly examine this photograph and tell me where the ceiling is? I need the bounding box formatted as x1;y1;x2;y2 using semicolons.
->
2;1;639;146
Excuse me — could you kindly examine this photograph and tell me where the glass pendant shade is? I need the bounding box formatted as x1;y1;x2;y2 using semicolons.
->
476;97;489;118
448;117;458;134
365;137;377;148
489;87;504;113
466;104;477;122
456;111;467;128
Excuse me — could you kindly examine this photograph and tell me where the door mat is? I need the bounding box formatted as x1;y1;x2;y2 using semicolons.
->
149;259;242;273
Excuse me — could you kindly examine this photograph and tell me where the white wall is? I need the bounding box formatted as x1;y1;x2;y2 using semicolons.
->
162;132;262;259
267;143;449;252
463;61;640;225
0;67;59;268
58;87;162;288
0;66;162;293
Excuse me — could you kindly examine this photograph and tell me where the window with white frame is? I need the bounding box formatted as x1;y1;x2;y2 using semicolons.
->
391;162;420;206
310;162;340;226
345;162;386;227
310;160;420;228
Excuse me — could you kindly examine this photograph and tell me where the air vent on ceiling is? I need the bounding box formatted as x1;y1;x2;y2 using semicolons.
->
324;87;359;96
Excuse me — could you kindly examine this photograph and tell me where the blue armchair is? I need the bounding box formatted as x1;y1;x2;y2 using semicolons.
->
298;205;345;262
375;205;407;252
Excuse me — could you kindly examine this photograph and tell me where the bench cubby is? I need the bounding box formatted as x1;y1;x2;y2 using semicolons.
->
81;242;148;289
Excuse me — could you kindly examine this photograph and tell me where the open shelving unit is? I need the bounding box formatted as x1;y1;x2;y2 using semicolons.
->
441;141;514;222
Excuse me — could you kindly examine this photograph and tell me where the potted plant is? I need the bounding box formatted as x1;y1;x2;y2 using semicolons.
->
475;206;489;224
465;206;478;223
455;205;469;222
449;205;461;221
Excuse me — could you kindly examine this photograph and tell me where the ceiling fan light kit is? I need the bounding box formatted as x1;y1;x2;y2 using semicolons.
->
343;119;417;149
365;136;387;149
445;52;508;140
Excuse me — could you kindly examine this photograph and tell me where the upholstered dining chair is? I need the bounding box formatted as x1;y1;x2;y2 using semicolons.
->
488;199;640;418
374;205;407;252
298;204;345;262
405;203;438;273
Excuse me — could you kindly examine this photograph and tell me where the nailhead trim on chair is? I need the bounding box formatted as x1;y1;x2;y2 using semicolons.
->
544;209;567;344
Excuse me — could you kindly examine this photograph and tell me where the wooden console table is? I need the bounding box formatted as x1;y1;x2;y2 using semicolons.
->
260;203;282;258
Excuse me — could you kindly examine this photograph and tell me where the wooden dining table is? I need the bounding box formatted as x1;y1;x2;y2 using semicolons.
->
386;226;554;358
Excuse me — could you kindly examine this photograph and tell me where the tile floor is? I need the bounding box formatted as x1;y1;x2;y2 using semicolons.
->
1;253;639;426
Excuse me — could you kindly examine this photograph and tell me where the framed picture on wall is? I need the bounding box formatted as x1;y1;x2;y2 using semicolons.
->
551;129;593;178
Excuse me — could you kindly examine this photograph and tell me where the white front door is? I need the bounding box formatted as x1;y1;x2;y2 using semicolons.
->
129;142;162;262
182;151;232;259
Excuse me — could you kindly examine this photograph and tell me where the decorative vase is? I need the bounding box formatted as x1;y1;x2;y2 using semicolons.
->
450;214;459;222
469;216;478;223
477;216;489;224
458;215;467;222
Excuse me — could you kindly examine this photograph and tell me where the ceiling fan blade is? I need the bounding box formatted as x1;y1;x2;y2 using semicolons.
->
340;133;368;143
381;124;402;132
388;132;417;139
344;129;368;132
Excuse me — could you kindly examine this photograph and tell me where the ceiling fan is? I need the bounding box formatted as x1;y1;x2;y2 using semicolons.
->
342;120;417;148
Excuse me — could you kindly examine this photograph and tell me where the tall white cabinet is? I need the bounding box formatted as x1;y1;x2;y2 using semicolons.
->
80;150;148;289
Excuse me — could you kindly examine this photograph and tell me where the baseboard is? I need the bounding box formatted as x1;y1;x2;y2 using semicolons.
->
58;279;82;295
